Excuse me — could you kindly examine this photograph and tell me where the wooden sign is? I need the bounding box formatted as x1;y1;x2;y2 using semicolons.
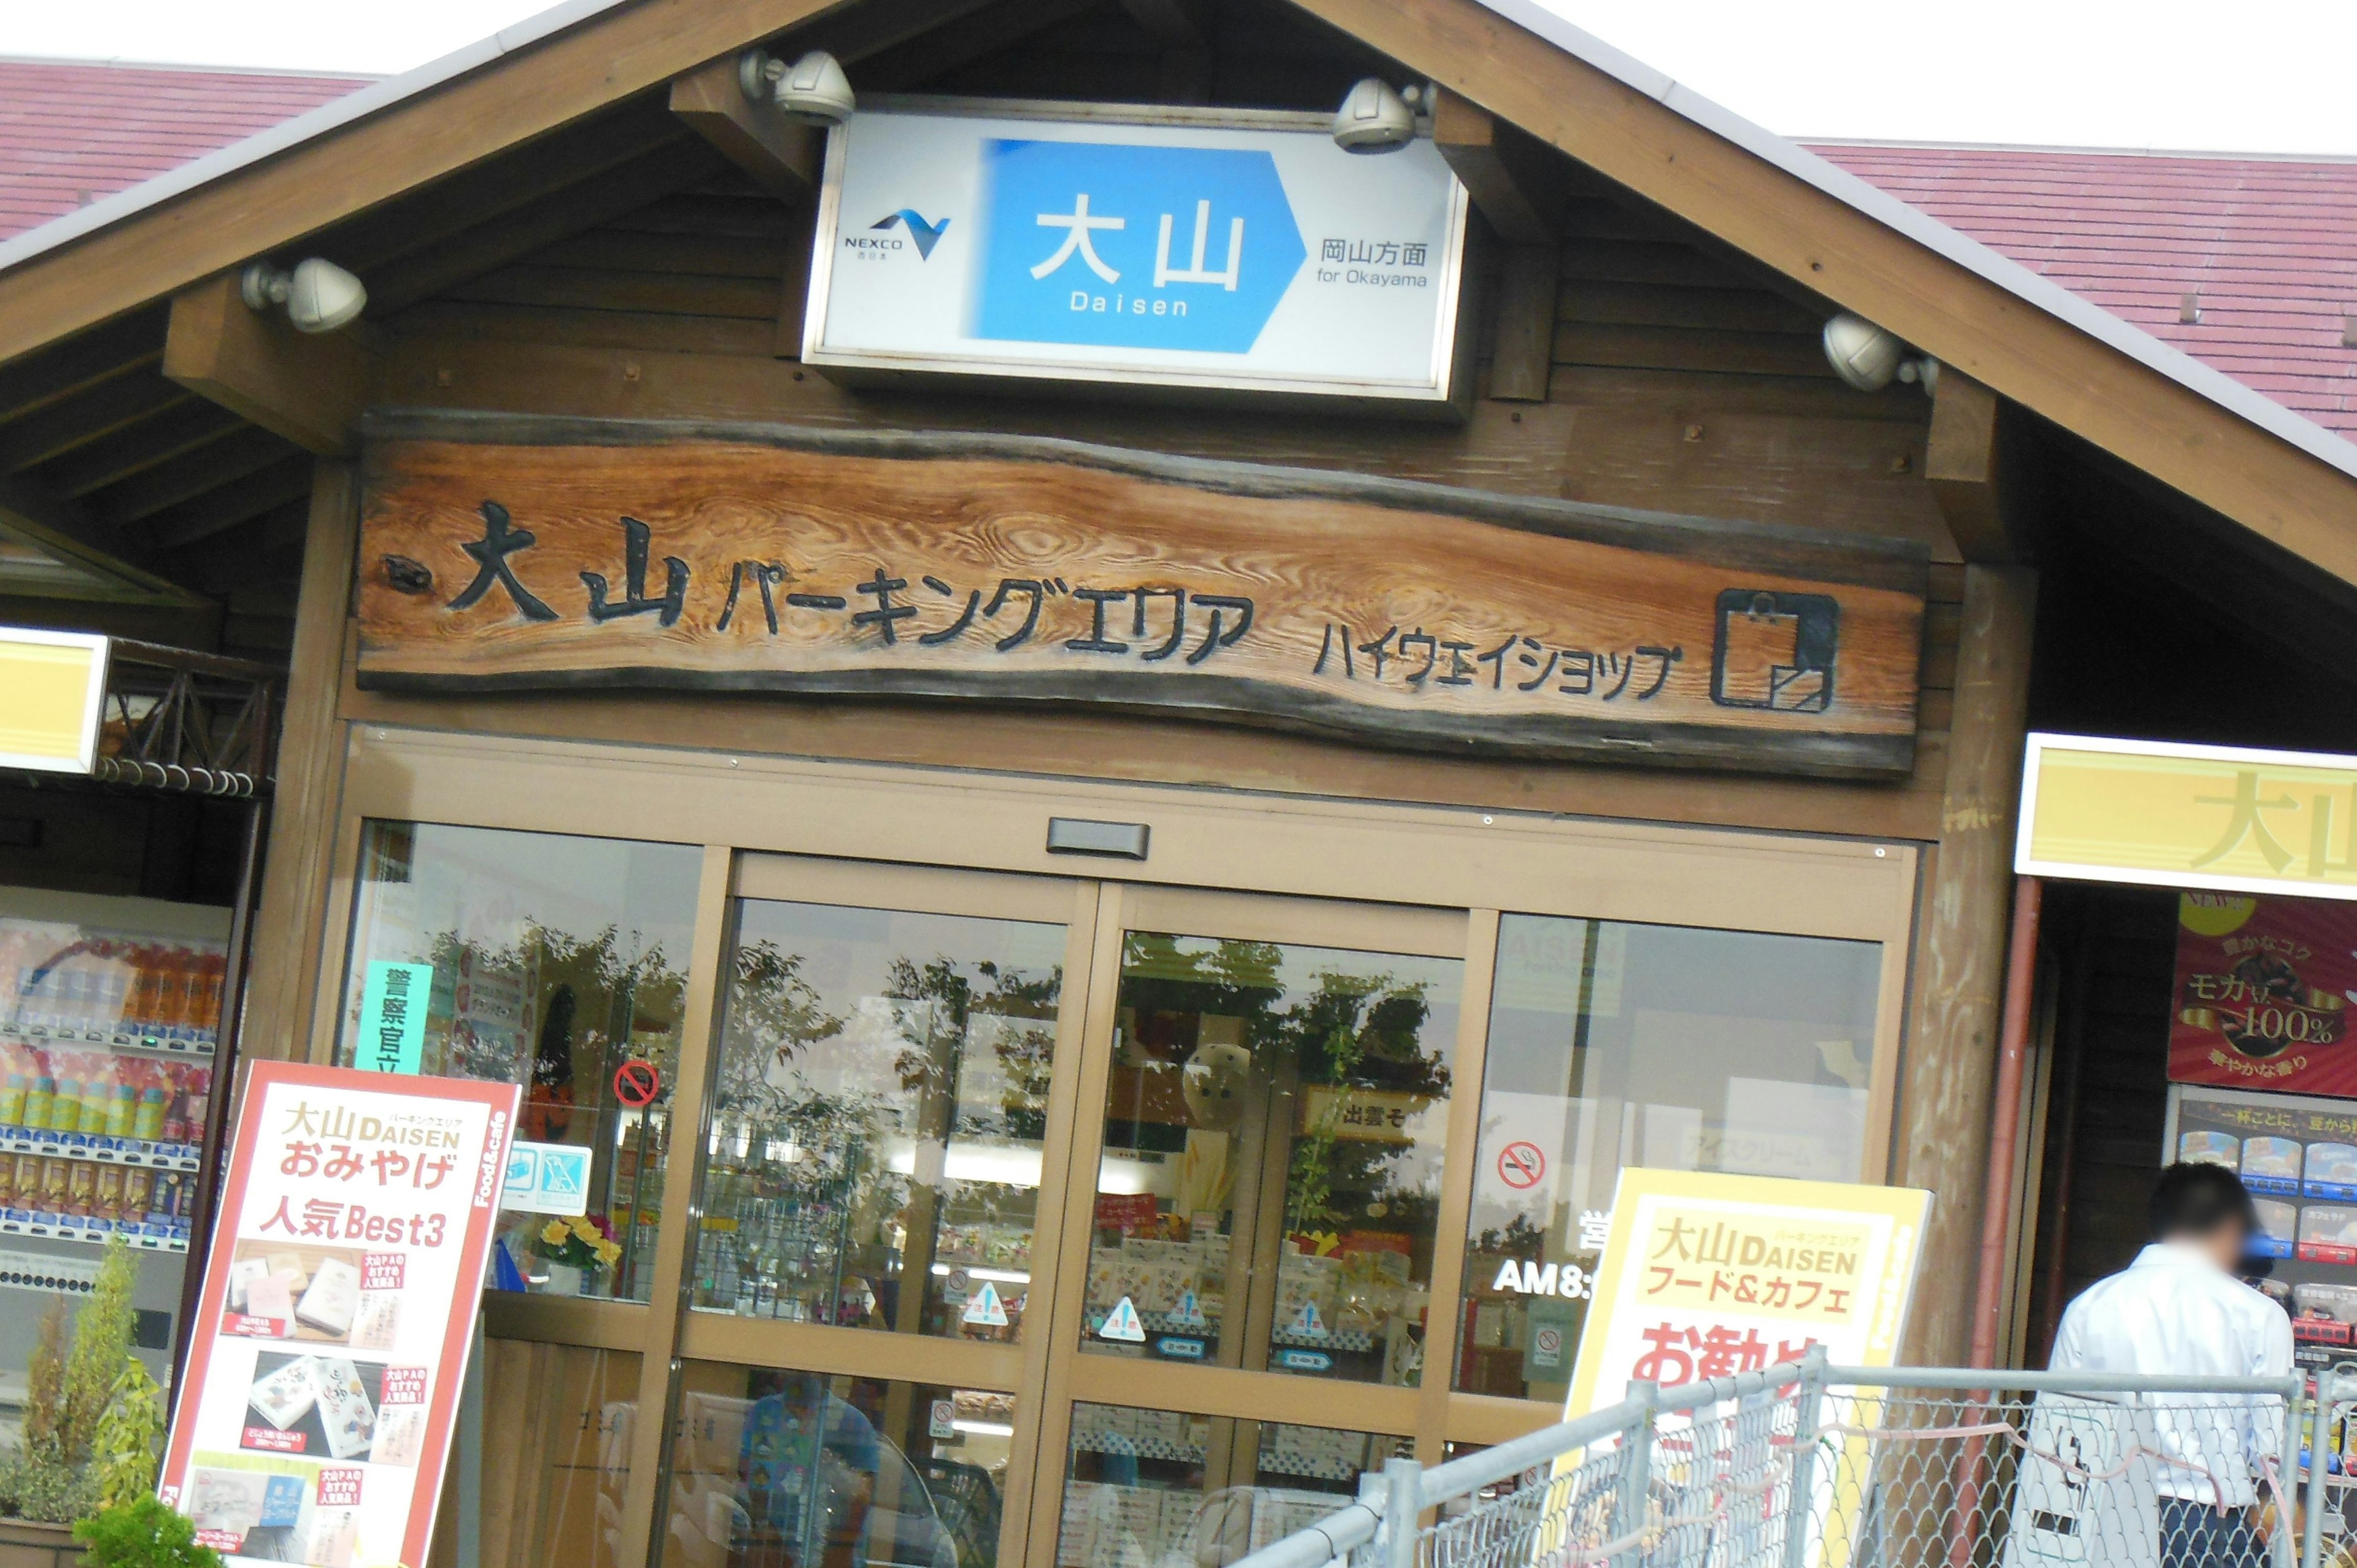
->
355;413;1929;776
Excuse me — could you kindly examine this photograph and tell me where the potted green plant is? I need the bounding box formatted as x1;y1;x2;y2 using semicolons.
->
74;1496;222;1568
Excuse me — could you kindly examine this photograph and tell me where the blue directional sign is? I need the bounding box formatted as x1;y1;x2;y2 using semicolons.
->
974;139;1307;354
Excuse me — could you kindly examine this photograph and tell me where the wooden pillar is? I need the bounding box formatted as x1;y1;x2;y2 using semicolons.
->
1895;563;2037;1365
237;460;358;1062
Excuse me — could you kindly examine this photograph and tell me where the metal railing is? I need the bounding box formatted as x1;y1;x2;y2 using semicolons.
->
1231;1351;2357;1568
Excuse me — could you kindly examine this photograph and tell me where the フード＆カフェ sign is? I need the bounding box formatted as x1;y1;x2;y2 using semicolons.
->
355;413;1929;777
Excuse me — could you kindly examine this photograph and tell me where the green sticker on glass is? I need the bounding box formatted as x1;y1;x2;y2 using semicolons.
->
358;960;432;1075
1522;1298;1584;1383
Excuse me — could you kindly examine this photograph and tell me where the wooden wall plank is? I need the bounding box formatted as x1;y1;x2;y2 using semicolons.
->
438;265;781;320
1488;245;1557;401
374;333;1956;552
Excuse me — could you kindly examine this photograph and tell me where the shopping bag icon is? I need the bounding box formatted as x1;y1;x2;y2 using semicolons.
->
1711;590;1838;712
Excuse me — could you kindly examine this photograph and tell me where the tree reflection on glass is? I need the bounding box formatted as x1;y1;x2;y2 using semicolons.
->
692;903;1066;1339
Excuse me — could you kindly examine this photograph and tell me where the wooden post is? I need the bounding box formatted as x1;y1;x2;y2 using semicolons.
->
237;461;358;1061
1895;563;2037;1365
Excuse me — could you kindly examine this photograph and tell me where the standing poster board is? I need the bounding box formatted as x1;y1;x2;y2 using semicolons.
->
158;1062;519;1568
1564;1168;1932;1416
1557;1170;1931;1568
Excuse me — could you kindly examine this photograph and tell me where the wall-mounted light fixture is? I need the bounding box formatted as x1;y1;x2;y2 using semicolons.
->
1822;312;1938;393
239;258;367;334
1331;78;1419;153
738;48;854;124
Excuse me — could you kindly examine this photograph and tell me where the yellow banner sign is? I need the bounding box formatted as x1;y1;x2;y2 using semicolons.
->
1553;1169;1930;1568
2019;733;2357;900
1295;1084;1435;1145
1564;1168;1929;1421
0;628;108;774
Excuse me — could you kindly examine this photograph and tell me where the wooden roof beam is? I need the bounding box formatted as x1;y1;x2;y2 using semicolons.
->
1296;0;2357;595
0;0;858;369
0;374;188;474
41;401;244;500
141;454;314;551
90;426;296;528
364;137;724;317
788;0;1035;70
0;472;204;604
1119;0;1210;48
1118;0;1215;99
669;55;822;203
856;0;1112;90
1926;370;2021;563
0;309;169;427
1431;88;1551;244
163;272;373;457
1432;90;1558;403
320;104;690;279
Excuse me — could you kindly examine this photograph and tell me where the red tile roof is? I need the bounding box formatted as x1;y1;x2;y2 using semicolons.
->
6;58;2355;443
0;58;369;241
1810;142;2357;436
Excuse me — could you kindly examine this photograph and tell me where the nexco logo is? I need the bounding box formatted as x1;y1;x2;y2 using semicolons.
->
849;209;951;259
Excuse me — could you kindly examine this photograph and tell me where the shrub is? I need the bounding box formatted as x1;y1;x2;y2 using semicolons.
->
72;1496;222;1568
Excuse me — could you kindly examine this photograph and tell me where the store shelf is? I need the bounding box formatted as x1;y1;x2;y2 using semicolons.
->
1256;1450;1363;1483
0;1215;187;1253
1088;1307;1223;1337
1072;1431;1206;1465
0;1025;216;1057
0;1126;201;1171
1271;1326;1377;1354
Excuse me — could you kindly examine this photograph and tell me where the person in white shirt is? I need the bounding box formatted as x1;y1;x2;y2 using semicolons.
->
2050;1161;2294;1568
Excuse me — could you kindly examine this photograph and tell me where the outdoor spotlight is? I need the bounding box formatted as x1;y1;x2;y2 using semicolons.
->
239;257;367;334
1332;77;1415;152
751;49;854;124
1822;312;1932;393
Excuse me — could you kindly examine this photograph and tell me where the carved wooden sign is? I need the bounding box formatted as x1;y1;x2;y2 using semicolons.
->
356;412;1929;776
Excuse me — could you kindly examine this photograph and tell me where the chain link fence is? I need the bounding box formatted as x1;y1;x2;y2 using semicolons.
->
1231;1352;2357;1568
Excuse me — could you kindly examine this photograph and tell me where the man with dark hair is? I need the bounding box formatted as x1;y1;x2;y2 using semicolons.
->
2051;1161;2293;1567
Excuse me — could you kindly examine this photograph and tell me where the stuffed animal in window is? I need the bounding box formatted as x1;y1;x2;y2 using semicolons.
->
1180;1041;1252;1133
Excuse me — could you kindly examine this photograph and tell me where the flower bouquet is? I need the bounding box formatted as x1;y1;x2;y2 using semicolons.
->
530;1214;623;1295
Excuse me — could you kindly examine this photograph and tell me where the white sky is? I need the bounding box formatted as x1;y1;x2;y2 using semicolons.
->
5;0;2357;157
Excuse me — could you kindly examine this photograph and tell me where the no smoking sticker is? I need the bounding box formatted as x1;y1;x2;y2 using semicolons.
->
1498;1140;1546;1189
613;1060;662;1108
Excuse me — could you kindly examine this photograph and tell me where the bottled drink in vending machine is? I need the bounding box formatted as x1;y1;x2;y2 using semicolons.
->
131;1067;167;1143
77;1054;111;1135
195;952;225;1045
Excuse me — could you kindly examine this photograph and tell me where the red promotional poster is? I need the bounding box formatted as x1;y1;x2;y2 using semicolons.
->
2170;892;2357;1097
157;1062;518;1568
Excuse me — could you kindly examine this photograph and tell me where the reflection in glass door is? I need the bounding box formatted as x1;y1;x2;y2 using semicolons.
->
691;897;1068;1340
663;862;1091;1568
1078;925;1461;1385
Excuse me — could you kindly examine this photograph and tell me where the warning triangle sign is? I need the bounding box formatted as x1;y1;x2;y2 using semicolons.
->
1172;1288;1207;1327
1099;1296;1147;1343
962;1280;1010;1327
1287;1300;1328;1338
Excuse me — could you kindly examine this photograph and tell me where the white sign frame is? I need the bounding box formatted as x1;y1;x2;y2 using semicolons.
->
2016;729;2357;901
0;625;110;774
803;96;1473;407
